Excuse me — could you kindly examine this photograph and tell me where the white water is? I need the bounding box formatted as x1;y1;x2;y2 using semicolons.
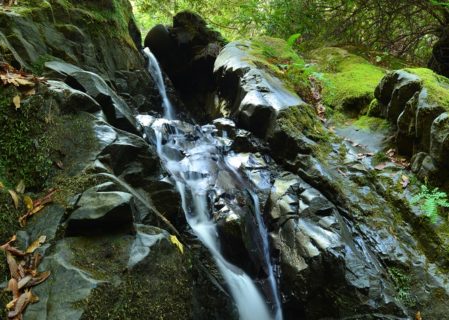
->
142;48;282;320
144;48;175;120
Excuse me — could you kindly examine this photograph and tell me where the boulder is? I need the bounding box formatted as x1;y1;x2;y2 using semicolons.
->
430;112;449;166
66;189;136;236
214;41;309;139
144;11;225;120
269;172;407;319
428;26;449;78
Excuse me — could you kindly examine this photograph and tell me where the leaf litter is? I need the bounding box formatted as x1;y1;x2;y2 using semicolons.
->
1;235;50;319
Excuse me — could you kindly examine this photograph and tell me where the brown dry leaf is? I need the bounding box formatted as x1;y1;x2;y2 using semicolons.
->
24;271;50;289
8;190;19;209
17;275;32;290
6;252;19;280
12;95;20;109
25;236;46;254
7;278;19;299
15;180;25;194
415;311;422;320
8;289;32;318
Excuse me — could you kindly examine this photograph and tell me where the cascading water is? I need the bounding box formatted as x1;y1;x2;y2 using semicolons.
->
141;47;283;320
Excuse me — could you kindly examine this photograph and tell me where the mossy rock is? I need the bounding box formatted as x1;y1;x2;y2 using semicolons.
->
404;67;449;109
310;47;386;114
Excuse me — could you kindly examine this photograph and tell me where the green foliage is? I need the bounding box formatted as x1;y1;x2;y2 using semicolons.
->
287;33;301;48
411;184;449;223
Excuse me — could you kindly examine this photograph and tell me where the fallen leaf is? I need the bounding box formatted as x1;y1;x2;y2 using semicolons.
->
8;289;32;318
5;298;17;311
23;196;33;211
415;311;422;320
8;190;19;209
15;180;25;194
17;275;32;290
23;271;50;289
6;252;19;280
169;235;184;254
0;181;4;189
25;236;46;254
7;278;19;299
12;95;20;109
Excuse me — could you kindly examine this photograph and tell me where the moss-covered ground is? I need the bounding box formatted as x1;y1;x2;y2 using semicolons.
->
309;47;386;114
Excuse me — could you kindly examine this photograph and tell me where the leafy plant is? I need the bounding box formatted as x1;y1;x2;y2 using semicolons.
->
286;33;301;48
411;184;449;223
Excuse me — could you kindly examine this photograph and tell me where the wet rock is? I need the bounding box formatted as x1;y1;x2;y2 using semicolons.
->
430;112;449;166
46;80;101;113
46;61;140;134
375;70;422;122
269;172;407;319
375;69;449;183
144;11;225;120
214;41;308;139
66;189;135;236
0;2;143;80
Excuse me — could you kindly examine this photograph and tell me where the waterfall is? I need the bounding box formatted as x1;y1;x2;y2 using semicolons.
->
141;48;283;320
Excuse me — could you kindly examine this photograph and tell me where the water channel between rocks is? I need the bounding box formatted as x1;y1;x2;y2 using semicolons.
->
137;48;283;320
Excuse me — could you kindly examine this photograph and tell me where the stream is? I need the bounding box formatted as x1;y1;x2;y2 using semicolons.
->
138;48;283;320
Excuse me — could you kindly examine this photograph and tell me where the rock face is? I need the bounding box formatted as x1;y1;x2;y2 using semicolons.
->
0;0;143;80
214;41;312;139
144;11;226;121
374;69;449;181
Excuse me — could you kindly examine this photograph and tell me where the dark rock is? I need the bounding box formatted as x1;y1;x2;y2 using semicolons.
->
66;190;135;236
214;41;308;139
430;112;449;166
269;172;407;319
0;2;143;80
144;11;225;121
46;80;101;113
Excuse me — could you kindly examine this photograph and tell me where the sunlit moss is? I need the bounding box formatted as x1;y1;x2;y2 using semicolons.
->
405;67;449;108
311;47;386;113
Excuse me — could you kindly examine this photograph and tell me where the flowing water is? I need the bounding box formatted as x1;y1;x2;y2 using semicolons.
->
140;48;282;320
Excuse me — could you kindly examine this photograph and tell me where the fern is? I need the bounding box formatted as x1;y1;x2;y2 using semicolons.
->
411;185;449;223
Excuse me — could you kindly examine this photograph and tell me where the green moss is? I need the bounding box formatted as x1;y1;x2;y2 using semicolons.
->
0;85;53;189
30;54;59;75
277;104;328;142
388;266;416;307
249;37;317;102
51;173;100;206
310;47;386;113
353;115;390;132
69;235;193;320
405;68;449;109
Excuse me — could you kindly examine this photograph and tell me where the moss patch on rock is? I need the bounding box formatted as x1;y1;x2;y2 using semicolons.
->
310;47;386;114
404;68;449;108
353;115;390;132
69;234;193;320
0;85;53;189
249;36;317;102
